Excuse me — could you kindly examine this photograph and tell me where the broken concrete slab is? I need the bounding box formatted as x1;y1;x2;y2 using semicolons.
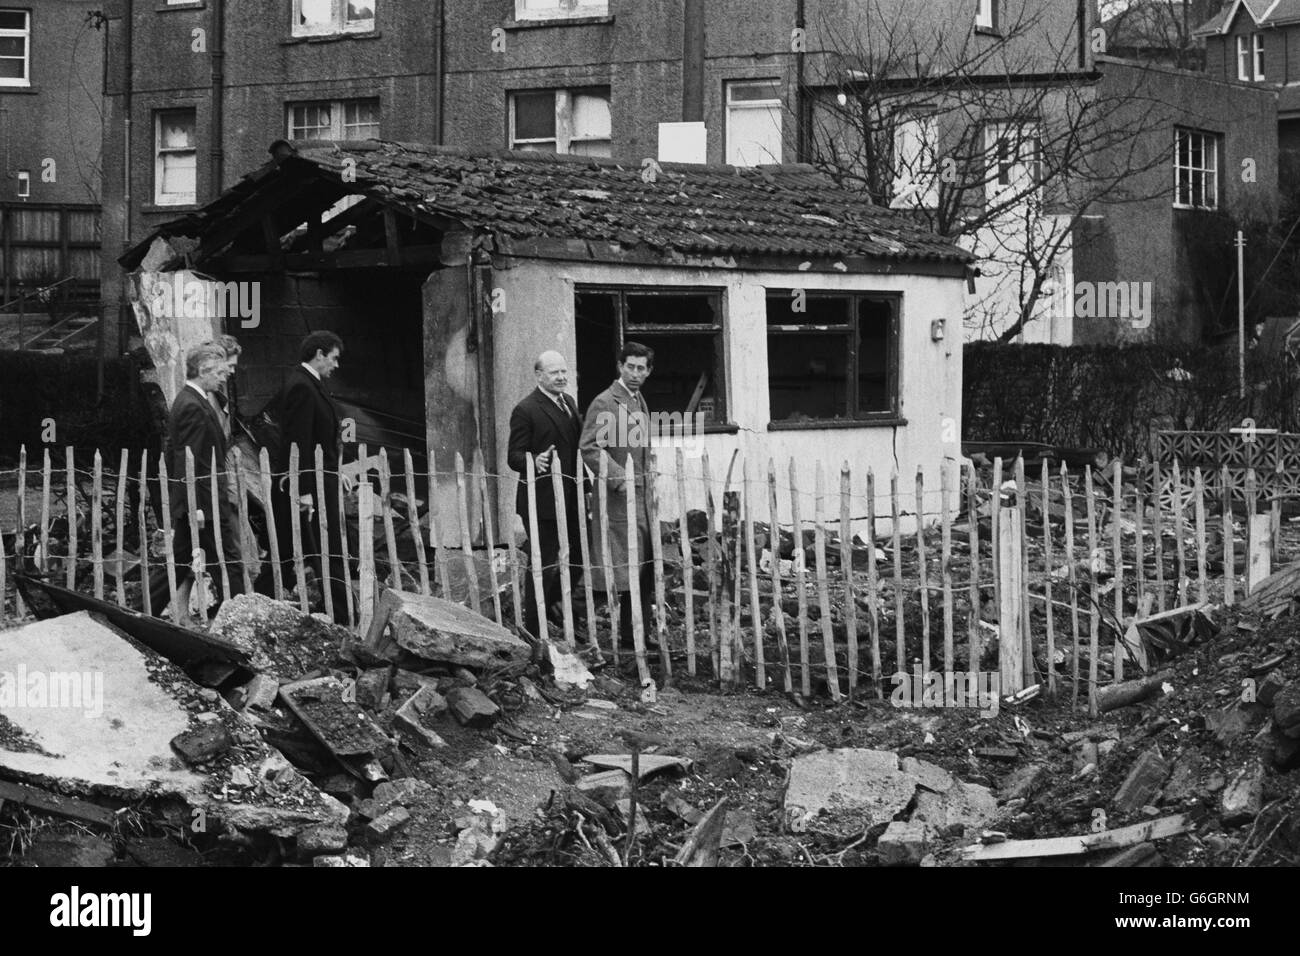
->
912;780;999;838
784;749;917;836
365;806;411;844
901;756;956;794
581;754;693;780
297;823;348;860
0;611;347;839
576;769;633;804
445;686;499;726
368;589;530;670
878;821;927;866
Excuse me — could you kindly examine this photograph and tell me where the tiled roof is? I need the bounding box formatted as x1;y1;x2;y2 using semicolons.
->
1193;0;1293;35
127;141;969;268
299;141;969;264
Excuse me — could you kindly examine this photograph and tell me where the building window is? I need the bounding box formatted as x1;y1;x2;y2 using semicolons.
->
16;169;29;198
1253;33;1265;80
975;0;998;33
766;292;900;423
1174;128;1219;210
292;0;374;37
725;80;783;167
985;122;1041;201
514;0;608;21
0;8;30;87
155;110;197;206
574;288;727;425
1237;36;1250;80
508;88;611;157
288;98;380;140
891;111;940;208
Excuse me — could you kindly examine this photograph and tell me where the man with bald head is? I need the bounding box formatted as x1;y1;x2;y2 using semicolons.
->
507;351;586;637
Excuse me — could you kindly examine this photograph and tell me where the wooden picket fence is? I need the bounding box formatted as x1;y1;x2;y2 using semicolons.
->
0;442;1278;714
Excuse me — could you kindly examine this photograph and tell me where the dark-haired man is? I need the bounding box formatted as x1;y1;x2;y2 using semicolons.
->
579;341;656;649
255;331;353;622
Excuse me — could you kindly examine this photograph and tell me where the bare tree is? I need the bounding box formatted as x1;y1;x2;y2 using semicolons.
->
1099;0;1219;71
800;0;1190;342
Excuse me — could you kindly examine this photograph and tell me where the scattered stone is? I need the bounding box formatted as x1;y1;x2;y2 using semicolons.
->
1112;748;1169;813
878;821;927;866
661;790;703;825
1273;682;1300;739
210;593;347;675
373;777;433;811
1161;751;1202;804
576;769;632;804
997;762;1048;803
355;669;390;710
170;720;233;765
1220;762;1264;826
1274;733;1300;770
318;774;363;800
393;685;448;748
721;810;758;847
313;855;347;867
1207;707;1250;746
1256;670;1286;708
297;823;348;859
912;780;998;838
365;806;411;844
974;747;1019;762
445;686;500;726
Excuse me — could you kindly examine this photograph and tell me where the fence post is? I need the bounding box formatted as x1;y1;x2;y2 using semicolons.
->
768;458;792;693
840;462;858;696
357;481;377;635
15;444;26;616
138;450;152;617
678;447;697;676
814;462;840;702
65;447;76;590
524;452;548;642
625;455;652;690
997;477;1024;696
92;450;104;601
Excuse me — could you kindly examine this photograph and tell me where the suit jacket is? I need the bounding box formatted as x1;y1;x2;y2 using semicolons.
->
507;387;583;523
579;381;653;590
166;383;228;519
275;365;341;500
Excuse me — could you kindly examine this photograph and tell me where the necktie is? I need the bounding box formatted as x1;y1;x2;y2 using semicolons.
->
555;396;570;418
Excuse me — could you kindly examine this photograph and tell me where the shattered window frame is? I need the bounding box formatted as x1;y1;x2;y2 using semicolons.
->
765;290;902;426
508;87;611;157
287;97;380;141
575;285;729;428
292;0;375;38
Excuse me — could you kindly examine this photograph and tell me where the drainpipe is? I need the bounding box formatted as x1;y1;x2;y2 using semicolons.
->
434;0;445;143
1077;0;1088;70
211;0;225;197
796;0;806;162
122;0;133;247
683;0;705;122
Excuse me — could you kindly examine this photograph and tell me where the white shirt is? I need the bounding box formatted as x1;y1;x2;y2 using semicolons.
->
185;381;209;401
301;362;321;381
615;378;645;408
542;388;570;416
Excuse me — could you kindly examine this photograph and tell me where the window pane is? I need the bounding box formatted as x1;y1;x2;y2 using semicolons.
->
637;331;722;421
514;91;557;140
298;0;333;27
516;140;556;152
161;153;196;196
729;80;781;103
572;92;611;139
160;114;195;149
0;57;23;79
570;139;612;157
627;293;718;327
343;100;379;139
767;294;851;328
0;37;23;56
346;0;375;24
857;299;894;413
727;103;783;166
0;11;26;30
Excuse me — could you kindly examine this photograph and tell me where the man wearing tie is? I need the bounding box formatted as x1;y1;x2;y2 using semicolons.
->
507;351;585;638
147;343;244;620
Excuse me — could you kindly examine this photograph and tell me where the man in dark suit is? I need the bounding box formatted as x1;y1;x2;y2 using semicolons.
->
147;343;244;620
254;330;353;623
507;350;585;638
